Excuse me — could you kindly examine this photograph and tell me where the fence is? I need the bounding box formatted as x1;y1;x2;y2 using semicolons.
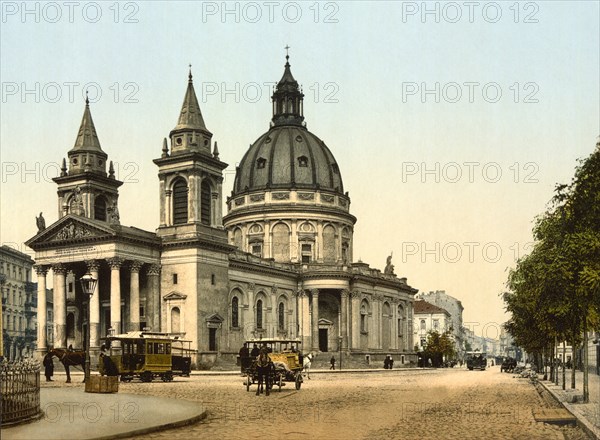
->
1;358;41;425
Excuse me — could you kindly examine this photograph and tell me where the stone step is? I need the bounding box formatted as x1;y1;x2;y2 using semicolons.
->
533;408;577;426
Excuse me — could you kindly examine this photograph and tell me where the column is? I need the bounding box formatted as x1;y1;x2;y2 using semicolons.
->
129;261;143;332
247;283;255;339
391;302;398;350
215;177;224;226
188;174;198;223
146;264;161;331
108;258;123;334
271;286;278;337
316;221;324;262
407;302;414;351
52;263;67;348
290;220;297;262
263;222;271;259
211;192;219;227
351;291;361;349
165;189;172;226
159;178;166;227
340;289;349;350
311;289;319;351
35;265;48;357
86;260;100;349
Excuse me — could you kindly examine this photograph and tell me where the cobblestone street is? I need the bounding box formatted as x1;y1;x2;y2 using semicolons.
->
98;366;592;440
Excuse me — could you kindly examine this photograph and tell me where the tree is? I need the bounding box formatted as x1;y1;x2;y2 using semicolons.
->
504;139;600;402
423;330;456;367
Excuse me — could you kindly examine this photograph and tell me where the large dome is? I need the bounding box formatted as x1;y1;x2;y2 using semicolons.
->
232;125;344;196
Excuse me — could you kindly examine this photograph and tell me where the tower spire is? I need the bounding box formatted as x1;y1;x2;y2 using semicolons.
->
173;66;207;132
271;48;305;128
72;96;102;151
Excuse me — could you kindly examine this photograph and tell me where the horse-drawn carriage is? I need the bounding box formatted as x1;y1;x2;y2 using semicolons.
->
99;331;192;382
243;338;304;393
466;351;487;371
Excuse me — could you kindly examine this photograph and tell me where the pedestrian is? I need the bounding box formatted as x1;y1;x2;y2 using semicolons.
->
239;343;250;374
43;353;54;382
383;356;389;369
389;355;394;369
250;343;259;359
330;355;336;370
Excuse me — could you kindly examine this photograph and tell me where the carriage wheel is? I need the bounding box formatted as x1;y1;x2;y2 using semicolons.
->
141;371;153;383
295;374;302;390
246;374;252;391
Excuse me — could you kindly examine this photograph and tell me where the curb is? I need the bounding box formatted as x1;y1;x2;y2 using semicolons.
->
190;367;438;376
538;380;600;440
93;410;208;440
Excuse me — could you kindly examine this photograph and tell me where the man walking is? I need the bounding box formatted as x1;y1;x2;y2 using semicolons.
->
43;353;54;382
330;355;336;370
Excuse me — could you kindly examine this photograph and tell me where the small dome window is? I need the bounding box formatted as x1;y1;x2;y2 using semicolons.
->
257;157;267;169
295;135;303;142
265;137;272;144
298;156;308;167
176;137;183;145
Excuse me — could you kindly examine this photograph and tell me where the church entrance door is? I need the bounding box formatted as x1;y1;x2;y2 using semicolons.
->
319;329;328;352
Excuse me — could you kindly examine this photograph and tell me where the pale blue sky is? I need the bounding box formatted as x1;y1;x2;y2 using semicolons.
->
1;1;598;334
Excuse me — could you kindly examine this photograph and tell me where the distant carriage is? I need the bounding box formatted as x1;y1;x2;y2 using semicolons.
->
243;338;304;392
99;331;193;382
465;351;487;371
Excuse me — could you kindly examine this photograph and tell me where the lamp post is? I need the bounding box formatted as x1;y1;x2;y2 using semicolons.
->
80;272;97;382
338;336;343;370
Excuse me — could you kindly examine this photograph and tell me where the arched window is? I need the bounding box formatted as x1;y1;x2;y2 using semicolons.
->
397;305;404;337
94;196;107;221
420;319;426;331
66;312;75;338
272;223;290;262
231;296;239;328
256;299;263;330
360;300;368;333
233;228;243;250
278;302;285;331
172;179;188;225
200;180;211;226
171;307;180;333
323;225;336;262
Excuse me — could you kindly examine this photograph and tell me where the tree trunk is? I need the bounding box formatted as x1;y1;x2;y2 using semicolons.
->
570;338;576;389
562;340;566;390
583;319;589;403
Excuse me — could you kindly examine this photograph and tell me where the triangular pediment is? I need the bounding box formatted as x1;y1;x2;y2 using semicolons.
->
26;215;116;248
205;313;224;323
163;291;187;301
318;318;334;326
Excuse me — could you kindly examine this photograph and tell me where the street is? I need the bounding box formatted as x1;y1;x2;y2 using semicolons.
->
90;366;592;440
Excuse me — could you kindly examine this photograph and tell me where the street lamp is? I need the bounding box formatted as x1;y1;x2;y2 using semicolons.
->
80;272;97;382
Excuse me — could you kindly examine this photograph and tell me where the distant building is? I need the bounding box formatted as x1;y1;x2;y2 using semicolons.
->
417;290;465;355
1;245;36;360
413;300;451;350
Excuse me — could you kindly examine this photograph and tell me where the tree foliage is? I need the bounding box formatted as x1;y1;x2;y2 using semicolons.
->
503;140;600;361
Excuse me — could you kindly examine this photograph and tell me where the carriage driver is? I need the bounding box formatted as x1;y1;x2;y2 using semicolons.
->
239;343;250;373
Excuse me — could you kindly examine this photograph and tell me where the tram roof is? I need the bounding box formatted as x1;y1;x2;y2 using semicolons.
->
244;338;302;344
101;331;191;342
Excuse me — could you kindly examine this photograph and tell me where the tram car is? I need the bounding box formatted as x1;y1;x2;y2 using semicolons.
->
243;338;304;391
465;351;487;371
99;331;193;382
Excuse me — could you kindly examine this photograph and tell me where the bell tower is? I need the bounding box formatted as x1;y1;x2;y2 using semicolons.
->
53;97;123;224
154;68;228;238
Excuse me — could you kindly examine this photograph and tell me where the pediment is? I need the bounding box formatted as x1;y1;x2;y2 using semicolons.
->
318;318;334;326
205;313;224;323
163;291;187;301
26;215;115;248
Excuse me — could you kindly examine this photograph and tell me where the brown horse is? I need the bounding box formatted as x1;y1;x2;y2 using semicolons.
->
255;350;274;396
49;348;86;383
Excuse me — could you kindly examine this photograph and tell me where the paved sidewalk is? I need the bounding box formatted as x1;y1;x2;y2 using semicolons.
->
2;387;206;440
539;371;600;440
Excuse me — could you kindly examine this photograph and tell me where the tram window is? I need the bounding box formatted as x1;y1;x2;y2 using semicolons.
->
166;344;171;354
156;343;165;354
137;342;144;354
147;343;153;354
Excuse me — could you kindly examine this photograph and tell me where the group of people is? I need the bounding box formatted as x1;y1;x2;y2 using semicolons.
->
383;355;394;369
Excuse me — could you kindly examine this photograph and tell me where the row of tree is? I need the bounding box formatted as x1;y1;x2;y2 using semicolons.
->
503;139;600;402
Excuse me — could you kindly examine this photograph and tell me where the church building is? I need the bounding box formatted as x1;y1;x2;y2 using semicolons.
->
26;55;418;367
